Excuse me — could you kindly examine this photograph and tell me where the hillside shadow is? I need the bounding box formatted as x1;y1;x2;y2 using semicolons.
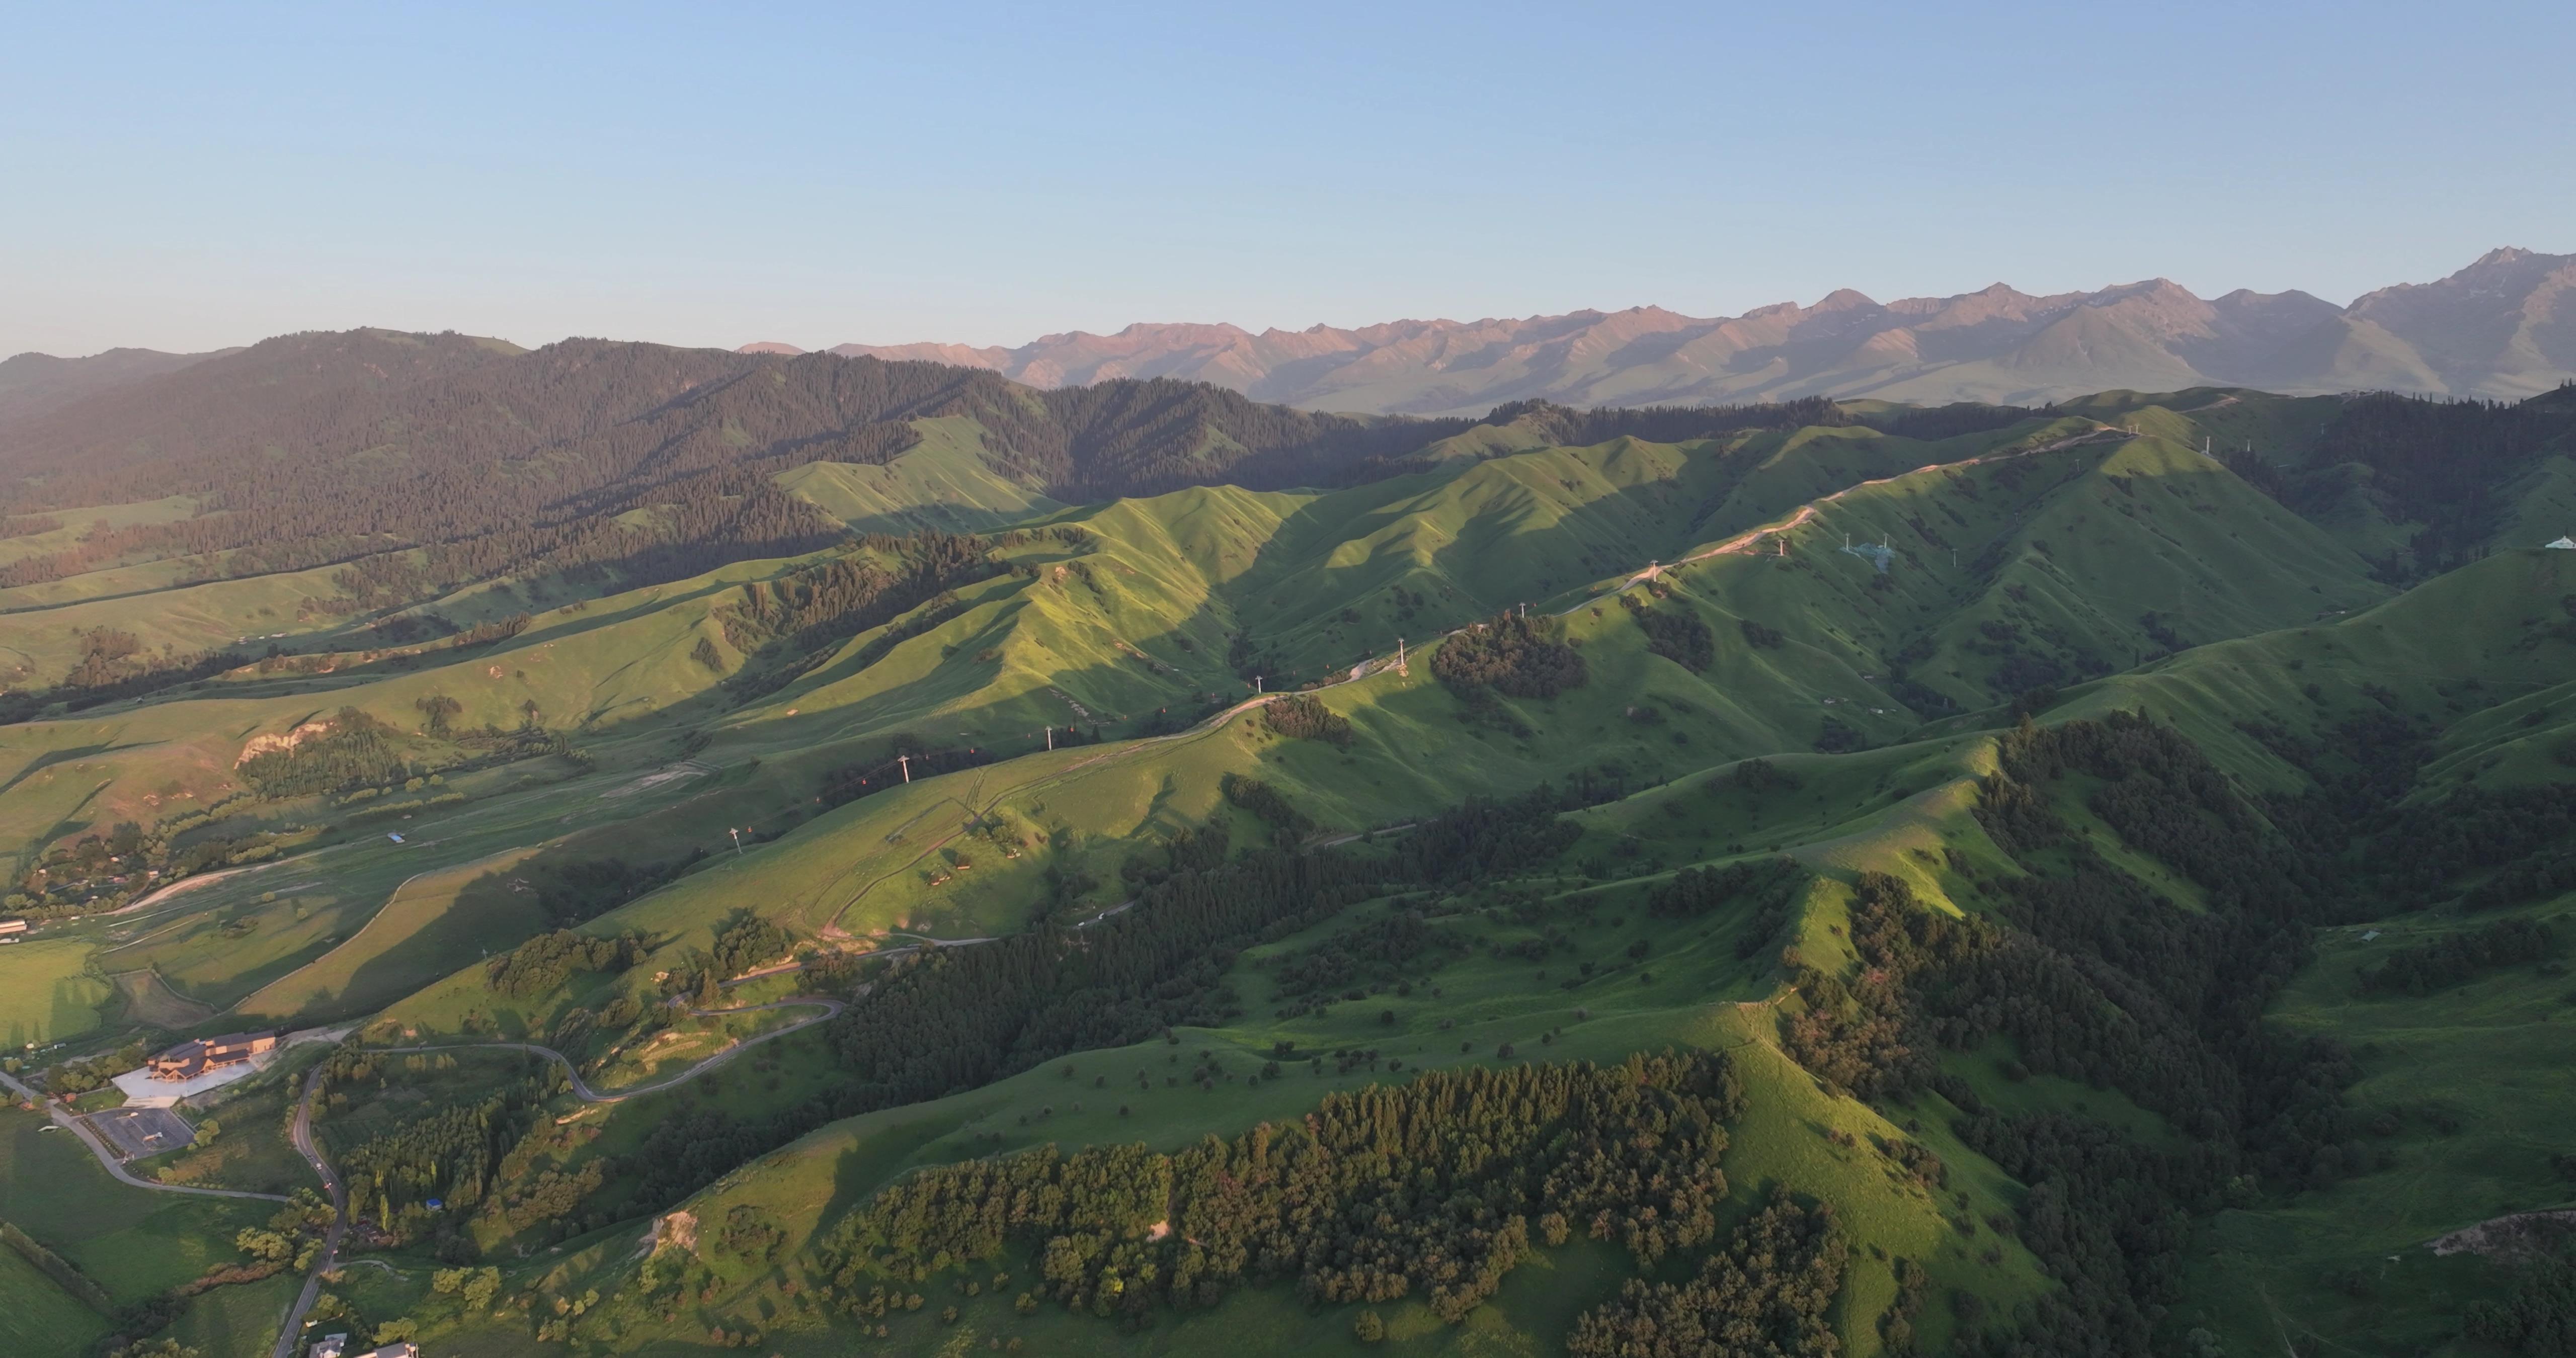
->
819;1111;971;1235
309;863;553;1025
0;738;154;798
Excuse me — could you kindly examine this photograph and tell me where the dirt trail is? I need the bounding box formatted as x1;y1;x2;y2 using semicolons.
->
361;997;845;1104
104;862;268;916
1614;422;2131;587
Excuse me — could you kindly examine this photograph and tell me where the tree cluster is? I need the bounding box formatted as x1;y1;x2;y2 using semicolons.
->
1621;595;1714;672
0;627;246;723
2359;917;2558;996
820;1053;1744;1326
1645;857;1805;959
315;1049;564;1243
1431;613;1586;699
1267;907;1469;1017
710;909;793;980
1565;1189;1846;1358
236;707;409;798
1774;713;2397;1353
486;929;647;999
1219;773;1314;843
1261;694;1353;746
2463;1232;2576;1354
2293;390;2576;575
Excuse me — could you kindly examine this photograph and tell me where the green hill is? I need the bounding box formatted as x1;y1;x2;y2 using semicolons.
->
5;368;2576;1357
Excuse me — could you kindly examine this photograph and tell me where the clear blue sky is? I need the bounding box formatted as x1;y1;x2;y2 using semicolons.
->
4;1;2569;357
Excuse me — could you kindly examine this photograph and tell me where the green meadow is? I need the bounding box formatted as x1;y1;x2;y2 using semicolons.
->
2;384;2572;1355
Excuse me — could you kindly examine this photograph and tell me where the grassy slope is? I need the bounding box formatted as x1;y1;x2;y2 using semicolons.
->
0;1241;108;1358
0;494;198;571
373;668;2062;1356
0;413;2387;1054
0;936;112;1047
2009;548;2576;794
13;397;2576;1355
0;556;390;687
440;550;2576;1357
0;1104;271;1304
775;415;1067;534
2177;896;2576;1354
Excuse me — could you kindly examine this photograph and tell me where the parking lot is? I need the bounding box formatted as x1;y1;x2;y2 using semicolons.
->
85;1106;196;1160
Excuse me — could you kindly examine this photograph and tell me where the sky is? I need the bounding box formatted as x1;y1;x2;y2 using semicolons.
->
3;0;2570;358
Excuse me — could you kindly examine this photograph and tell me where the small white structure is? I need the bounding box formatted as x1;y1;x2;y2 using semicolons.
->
307;1337;349;1358
2547;537;2576;550
1839;537;1896;573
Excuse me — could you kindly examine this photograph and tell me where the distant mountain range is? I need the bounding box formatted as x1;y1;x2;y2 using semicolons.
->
763;247;2576;414
0;346;235;423
10;249;2568;426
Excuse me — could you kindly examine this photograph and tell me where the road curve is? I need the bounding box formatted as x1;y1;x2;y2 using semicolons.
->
0;1066;291;1204
361;996;844;1104
269;997;842;1357
270;1063;347;1358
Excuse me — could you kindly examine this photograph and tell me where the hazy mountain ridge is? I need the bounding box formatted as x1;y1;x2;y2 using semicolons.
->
782;247;2576;413
0;345;234;424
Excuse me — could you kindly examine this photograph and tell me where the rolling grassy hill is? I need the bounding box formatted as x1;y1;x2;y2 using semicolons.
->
4;371;2576;1357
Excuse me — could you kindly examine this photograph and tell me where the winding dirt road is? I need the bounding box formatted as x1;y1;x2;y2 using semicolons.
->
362;996;845;1103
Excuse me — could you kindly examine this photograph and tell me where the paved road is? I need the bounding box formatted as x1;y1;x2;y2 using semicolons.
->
0;1066;290;1203
359;996;844;1105
266;996;843;1357
270;1062;346;1358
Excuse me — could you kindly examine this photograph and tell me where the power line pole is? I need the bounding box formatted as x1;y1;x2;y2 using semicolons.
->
898;754;911;784
730;827;743;857
1044;725;1053;751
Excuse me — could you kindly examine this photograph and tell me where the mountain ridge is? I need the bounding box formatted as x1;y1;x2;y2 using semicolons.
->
0;345;236;425
769;247;2575;413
